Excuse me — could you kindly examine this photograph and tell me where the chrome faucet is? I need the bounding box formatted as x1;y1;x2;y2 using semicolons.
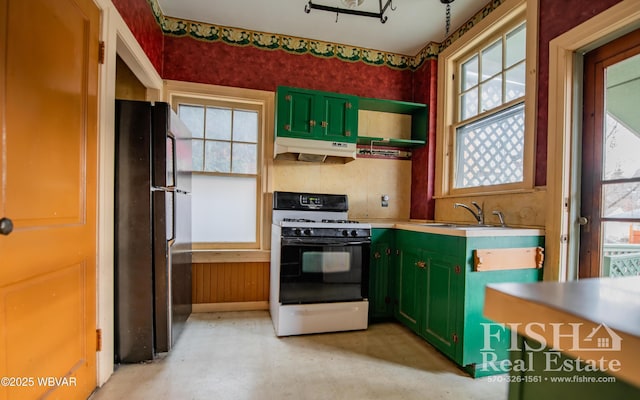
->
493;210;506;227
453;201;484;225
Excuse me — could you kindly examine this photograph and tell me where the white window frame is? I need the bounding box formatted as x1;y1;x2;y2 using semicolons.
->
164;80;274;250
435;0;537;197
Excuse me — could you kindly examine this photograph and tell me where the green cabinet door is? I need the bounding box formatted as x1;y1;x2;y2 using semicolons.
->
422;253;461;361
369;229;394;321
395;231;424;334
319;93;358;142
276;86;358;143
277;87;317;139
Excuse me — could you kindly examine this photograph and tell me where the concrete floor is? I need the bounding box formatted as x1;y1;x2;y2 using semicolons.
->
90;311;508;400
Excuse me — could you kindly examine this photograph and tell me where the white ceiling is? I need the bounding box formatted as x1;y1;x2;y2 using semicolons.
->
156;0;490;55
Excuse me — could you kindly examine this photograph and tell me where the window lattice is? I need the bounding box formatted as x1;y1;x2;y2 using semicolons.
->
455;103;524;188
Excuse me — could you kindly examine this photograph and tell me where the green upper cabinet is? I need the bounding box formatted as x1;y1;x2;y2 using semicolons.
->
276;86;358;143
357;97;428;148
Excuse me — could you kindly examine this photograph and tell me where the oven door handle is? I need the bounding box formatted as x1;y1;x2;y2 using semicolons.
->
280;238;370;247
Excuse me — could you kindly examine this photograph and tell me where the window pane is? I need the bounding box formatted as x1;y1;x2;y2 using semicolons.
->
205;141;231;172
191;174;257;243
481;75;503;112
601;222;640;277
460;88;478;120
191;139;204;171
461;55;479;91
233;110;258;143
505;23;526;68
232;143;257;174
205;107;232;140
505;62;526;102
602;182;640;218
455;103;524;188
604;51;640;180
178;105;205;138
481;40;502;81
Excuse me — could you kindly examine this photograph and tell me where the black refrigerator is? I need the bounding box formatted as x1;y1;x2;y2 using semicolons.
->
114;100;192;363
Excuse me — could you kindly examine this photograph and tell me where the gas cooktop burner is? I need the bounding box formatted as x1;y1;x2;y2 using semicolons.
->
322;219;360;223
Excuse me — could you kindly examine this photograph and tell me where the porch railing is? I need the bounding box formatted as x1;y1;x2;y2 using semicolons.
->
602;244;640;277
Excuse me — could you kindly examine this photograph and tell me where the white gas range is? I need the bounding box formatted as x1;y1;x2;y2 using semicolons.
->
270;191;371;336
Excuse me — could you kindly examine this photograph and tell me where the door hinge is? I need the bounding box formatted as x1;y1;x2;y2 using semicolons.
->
98;41;105;64
346;102;352;109
452;333;459;343
96;328;102;352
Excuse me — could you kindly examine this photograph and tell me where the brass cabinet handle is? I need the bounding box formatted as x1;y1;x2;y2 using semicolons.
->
374;251;381;259
309;120;316;127
321;121;328;128
345;130;351;137
415;261;426;269
285;95;292;101
284;124;291;131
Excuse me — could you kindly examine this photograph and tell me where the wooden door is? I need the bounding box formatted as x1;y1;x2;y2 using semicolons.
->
0;0;100;398
580;29;640;278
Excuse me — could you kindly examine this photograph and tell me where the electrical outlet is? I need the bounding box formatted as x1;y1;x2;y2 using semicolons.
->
381;194;389;207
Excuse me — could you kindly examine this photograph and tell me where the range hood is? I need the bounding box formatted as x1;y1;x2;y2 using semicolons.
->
274;136;357;162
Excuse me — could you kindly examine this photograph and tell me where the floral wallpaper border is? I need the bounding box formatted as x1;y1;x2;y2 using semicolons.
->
148;0;504;70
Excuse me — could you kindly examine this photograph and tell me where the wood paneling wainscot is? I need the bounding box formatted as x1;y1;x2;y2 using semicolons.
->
192;262;269;311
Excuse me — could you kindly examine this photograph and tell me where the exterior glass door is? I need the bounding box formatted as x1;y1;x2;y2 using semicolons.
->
580;29;640;278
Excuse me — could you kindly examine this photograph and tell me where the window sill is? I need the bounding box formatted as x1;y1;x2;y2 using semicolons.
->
433;186;546;199
191;249;271;263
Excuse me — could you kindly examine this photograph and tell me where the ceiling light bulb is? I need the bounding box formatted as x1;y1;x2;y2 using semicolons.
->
341;0;364;9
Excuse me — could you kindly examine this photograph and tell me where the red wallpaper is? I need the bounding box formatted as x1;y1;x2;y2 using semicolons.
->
162;37;414;101
536;0;622;186
410;59;438;220
112;0;164;75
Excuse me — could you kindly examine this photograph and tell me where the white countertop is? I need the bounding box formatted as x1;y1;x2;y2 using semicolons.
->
366;220;545;237
485;277;640;387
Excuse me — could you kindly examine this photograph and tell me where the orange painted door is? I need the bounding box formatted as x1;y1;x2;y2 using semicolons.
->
0;0;100;399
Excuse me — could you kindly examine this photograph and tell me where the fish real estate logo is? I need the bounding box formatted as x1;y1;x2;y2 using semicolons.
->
479;322;623;373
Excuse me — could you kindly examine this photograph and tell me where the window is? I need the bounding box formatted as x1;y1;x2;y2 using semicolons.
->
436;0;535;196
166;83;272;249
455;22;526;189
179;104;258;174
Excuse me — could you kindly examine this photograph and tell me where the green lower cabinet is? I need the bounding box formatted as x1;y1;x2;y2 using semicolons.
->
391;229;544;377
507;336;640;399
368;229;395;321
422;253;461;362
395;240;423;333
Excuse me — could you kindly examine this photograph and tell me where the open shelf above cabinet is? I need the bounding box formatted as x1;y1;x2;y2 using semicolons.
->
357;97;428;148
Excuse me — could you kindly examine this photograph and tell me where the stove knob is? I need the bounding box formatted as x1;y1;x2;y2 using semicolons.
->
304;229;313;236
351;230;358;237
294;228;302;236
342;230;349;237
